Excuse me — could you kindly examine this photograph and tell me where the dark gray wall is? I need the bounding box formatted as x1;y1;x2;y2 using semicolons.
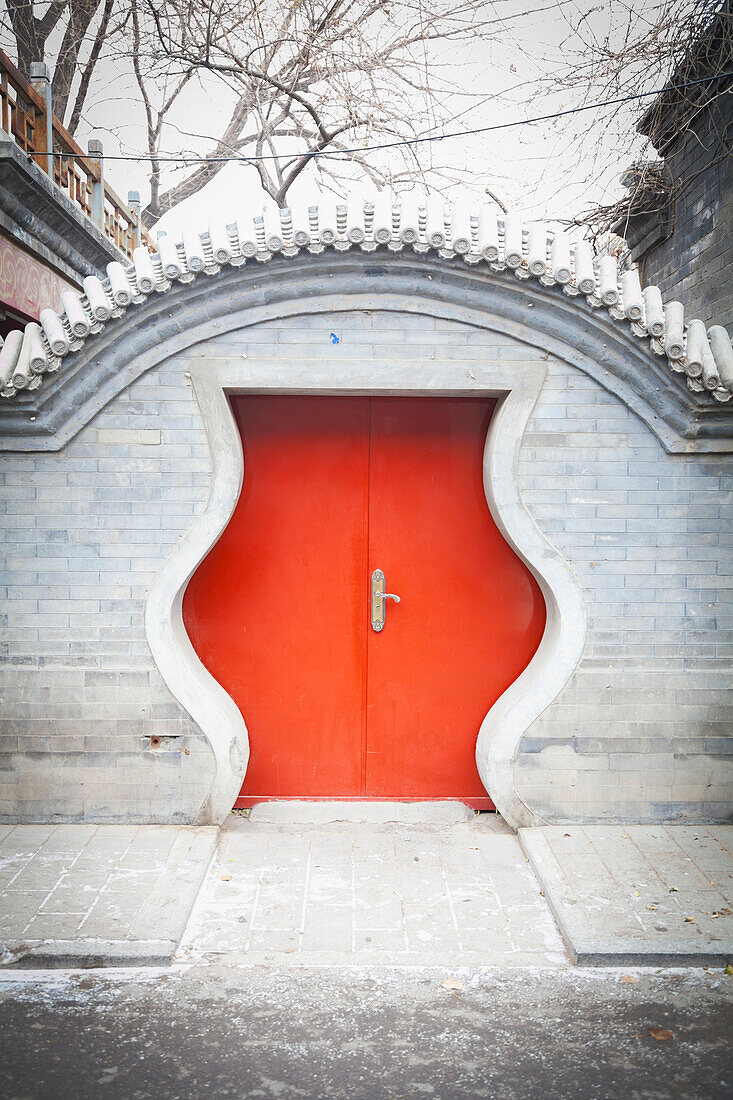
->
639;94;732;328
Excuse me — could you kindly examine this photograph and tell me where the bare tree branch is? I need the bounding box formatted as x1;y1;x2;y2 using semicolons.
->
67;0;115;134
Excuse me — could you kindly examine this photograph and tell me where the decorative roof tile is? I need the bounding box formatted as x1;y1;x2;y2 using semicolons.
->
1;193;731;403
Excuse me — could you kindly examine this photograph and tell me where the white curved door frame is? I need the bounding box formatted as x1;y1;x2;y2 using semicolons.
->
145;299;587;828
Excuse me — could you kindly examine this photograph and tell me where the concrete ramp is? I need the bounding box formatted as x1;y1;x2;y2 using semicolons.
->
178;813;568;967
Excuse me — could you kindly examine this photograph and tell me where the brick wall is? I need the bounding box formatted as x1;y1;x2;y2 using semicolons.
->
0;364;214;822
0;309;730;823
638;96;732;328
515;358;732;822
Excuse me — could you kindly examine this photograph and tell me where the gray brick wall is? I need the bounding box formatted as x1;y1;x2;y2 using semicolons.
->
515;359;732;822
0;364;215;823
0;308;730;823
639;98;732;328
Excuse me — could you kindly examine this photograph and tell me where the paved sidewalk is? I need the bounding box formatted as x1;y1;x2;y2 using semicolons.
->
4;816;730;972
0;824;218;968
520;825;733;967
178;813;569;966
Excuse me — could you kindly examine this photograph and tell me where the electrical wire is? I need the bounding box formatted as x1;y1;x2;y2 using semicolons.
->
26;70;733;164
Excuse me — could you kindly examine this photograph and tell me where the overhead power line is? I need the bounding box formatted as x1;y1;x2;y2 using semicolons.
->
29;71;733;165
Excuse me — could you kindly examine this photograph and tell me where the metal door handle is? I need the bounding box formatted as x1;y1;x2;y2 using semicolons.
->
371;569;400;631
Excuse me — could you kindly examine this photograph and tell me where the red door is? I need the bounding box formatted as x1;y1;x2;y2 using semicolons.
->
183;396;545;808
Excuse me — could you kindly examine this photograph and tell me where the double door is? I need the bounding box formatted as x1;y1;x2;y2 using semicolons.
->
183;396;545;805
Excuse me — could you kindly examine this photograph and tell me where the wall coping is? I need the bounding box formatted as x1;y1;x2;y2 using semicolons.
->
1;191;732;423
0;252;732;454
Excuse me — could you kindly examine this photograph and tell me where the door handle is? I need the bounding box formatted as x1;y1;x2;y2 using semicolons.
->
371;569;400;632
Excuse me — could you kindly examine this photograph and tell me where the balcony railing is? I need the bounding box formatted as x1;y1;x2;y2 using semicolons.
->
0;50;153;259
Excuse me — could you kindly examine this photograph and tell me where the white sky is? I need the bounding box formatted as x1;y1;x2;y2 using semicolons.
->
1;0;671;239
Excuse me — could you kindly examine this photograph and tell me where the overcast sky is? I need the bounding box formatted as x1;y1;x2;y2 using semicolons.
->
2;0;671;238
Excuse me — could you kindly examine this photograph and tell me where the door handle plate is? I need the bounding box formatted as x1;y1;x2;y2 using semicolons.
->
371;569;400;632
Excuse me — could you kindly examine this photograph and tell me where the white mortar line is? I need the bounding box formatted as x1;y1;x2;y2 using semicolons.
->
244;857;267;953
28;826;97;932
626;827;688;921
3;851;39;892
350;827;357;954
5;824;58;894
664;825;730;907
298;848;313;947
391;827;410;954
477;835;516;954
77;826;138;933
583;827;646;934
437;833;464;955
0;825;19;847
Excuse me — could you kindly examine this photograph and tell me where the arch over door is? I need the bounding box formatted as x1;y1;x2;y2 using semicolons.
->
183;395;546;806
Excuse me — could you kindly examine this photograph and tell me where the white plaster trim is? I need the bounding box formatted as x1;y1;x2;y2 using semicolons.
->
145;334;586;829
144;379;248;825
477;380;587;828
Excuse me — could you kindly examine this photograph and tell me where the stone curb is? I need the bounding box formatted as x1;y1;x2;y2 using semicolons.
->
519;828;733;968
1;939;178;969
0;825;220;970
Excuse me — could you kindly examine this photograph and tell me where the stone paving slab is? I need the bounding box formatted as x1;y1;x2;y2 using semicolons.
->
0;825;219;968
519;824;733;967
178;813;569;967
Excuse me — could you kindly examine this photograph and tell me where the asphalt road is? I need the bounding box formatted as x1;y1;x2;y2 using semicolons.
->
0;965;731;1099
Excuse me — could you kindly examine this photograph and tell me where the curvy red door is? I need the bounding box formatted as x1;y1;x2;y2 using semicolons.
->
182;396;545;807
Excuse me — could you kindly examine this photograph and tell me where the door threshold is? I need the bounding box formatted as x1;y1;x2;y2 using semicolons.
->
245;800;479;825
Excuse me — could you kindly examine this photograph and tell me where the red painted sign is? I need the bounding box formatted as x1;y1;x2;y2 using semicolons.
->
183;396;546;807
0;232;76;320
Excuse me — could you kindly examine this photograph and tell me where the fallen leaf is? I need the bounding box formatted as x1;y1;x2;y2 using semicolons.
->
284;947;296;954
221;874;232;882
646;905;659;911
724;964;733;976
712;908;732;919
684;916;696;924
648;1028;674;1042
634;890;640;897
669;887;679;893
441;978;464;992
563;833;570;838
621;975;638;984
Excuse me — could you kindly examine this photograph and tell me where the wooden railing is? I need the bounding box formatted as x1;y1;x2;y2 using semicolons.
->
0;50;153;259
